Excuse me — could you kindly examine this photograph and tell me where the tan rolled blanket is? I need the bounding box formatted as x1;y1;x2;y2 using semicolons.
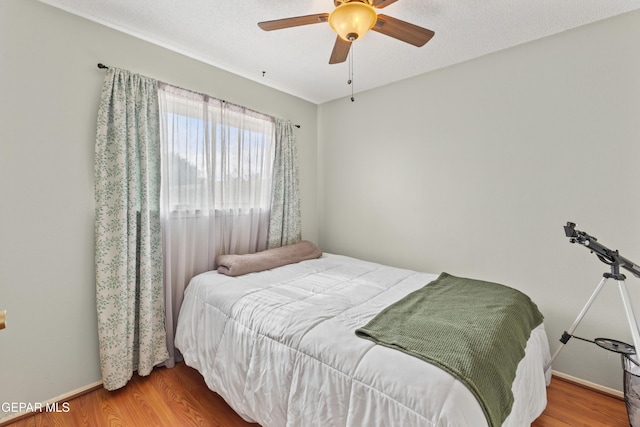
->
216;241;323;276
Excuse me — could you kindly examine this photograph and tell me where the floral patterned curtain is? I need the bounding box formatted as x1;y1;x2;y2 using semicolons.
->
95;68;169;390
267;119;302;248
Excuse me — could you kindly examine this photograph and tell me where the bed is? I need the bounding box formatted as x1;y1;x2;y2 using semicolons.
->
175;252;551;426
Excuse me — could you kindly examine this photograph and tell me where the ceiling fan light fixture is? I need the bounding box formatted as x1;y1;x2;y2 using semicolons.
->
329;1;377;42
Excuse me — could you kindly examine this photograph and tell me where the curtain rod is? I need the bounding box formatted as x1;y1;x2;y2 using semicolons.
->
97;63;301;129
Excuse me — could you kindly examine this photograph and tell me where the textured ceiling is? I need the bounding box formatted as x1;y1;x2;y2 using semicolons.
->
38;0;640;104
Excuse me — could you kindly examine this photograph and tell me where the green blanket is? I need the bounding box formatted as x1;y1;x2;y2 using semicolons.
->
355;272;544;427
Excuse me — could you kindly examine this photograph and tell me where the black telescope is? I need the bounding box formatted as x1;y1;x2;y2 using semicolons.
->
564;222;640;278
548;222;640;398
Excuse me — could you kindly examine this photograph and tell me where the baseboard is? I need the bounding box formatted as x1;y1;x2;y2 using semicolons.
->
0;380;103;426
552;370;624;400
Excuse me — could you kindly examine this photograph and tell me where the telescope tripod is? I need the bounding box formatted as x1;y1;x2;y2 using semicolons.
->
546;265;640;372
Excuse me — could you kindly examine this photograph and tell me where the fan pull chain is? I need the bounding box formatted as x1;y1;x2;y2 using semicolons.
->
348;43;355;102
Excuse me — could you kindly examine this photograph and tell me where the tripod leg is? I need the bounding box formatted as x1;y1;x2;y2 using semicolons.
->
545;277;609;372
617;280;640;365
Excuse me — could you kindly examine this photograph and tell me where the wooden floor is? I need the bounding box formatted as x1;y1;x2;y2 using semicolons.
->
2;362;630;427
532;377;629;427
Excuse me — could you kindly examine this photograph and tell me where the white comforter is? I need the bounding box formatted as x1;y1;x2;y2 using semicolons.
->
175;254;551;426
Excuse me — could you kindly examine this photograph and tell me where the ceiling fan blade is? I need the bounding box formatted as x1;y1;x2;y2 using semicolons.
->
371;0;399;9
371;14;435;47
329;36;351;64
258;14;329;31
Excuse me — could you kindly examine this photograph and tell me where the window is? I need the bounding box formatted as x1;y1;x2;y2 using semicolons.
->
159;85;275;215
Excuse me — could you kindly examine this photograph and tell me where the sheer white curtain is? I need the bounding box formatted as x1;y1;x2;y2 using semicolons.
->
158;84;275;365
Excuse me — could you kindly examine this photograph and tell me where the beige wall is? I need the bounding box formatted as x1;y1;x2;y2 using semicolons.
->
0;0;317;420
318;9;640;391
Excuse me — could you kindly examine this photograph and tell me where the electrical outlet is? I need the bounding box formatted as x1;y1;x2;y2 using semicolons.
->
0;310;5;330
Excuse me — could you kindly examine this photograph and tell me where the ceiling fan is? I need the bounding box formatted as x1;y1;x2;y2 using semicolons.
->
258;0;435;64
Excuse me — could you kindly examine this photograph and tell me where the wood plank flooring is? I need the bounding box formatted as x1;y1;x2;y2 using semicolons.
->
533;377;629;426
1;362;630;426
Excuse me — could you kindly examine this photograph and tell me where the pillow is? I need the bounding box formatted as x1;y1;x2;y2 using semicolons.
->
216;240;322;276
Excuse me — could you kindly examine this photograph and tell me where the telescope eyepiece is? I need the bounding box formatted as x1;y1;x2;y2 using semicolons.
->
564;222;578;238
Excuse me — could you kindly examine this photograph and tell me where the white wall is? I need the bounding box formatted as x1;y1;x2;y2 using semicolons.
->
318;10;640;391
0;0;317;420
